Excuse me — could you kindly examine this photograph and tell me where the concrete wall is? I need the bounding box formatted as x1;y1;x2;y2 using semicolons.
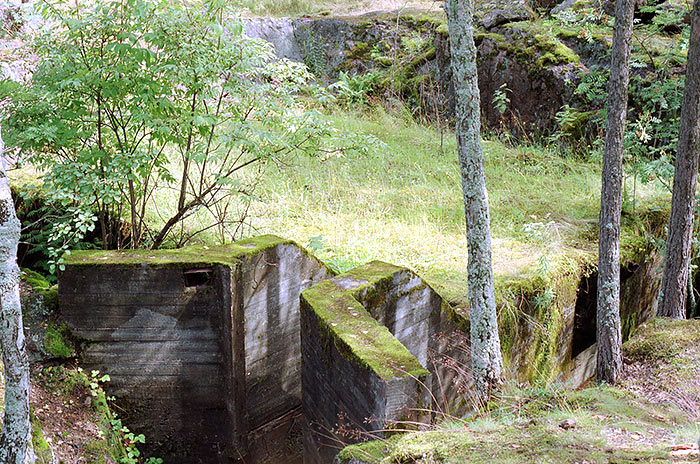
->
59;235;330;463
58;234;663;463
61;262;234;460
300;262;469;463
353;265;472;413
240;243;332;431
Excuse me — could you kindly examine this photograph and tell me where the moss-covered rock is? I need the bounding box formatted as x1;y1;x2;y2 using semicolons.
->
44;322;74;359
476;0;535;29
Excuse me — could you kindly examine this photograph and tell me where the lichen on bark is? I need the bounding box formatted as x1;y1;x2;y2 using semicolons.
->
445;0;504;397
0;130;34;464
658;0;700;320
596;0;634;384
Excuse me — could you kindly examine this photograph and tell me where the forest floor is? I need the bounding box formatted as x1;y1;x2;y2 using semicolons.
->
338;317;700;463
6;317;697;463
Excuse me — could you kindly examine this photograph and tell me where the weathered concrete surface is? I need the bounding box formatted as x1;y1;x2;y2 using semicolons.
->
59;235;331;463
300;261;469;464
57;231;664;463
556;254;663;386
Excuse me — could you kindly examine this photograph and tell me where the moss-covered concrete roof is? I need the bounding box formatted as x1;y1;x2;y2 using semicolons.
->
63;234;294;267
301;260;457;381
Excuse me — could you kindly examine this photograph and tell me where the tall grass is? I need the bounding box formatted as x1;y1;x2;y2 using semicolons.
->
236;0;436;17
238;108;666;305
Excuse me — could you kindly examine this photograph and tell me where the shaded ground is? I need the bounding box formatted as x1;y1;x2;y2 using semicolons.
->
337;317;700;463
621;318;700;419
30;366;118;464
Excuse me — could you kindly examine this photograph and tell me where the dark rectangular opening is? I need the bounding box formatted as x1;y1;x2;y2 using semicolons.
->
184;268;213;289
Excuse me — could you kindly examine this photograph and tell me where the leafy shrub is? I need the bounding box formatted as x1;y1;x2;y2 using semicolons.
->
3;0;334;269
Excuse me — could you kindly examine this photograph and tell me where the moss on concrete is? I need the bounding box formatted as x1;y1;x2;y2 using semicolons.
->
302;278;428;380
64;234;292;266
302;260;468;383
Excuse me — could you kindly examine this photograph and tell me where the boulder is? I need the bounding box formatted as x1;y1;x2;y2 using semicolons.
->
477;0;536;29
243;17;304;61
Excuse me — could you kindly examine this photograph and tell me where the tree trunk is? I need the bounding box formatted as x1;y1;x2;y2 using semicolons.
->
658;0;700;319
445;0;503;397
0;131;34;464
597;0;635;384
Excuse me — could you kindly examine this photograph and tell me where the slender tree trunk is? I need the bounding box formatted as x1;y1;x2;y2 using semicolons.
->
658;0;700;319
0;131;34;464
445;0;503;397
597;0;635;384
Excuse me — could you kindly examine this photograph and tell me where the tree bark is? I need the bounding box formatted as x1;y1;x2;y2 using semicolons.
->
597;0;635;384
445;0;503;397
0;131;34;464
658;0;700;319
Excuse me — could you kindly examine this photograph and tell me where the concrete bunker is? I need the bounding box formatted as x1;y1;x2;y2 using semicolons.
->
57;234;664;463
300;261;470;464
572;263;642;358
563;258;659;386
59;235;332;463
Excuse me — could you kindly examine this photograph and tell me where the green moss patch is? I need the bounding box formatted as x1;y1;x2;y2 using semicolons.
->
44;322;74;359
302;260;469;382
64;234;300;267
302;277;428;380
337;383;688;463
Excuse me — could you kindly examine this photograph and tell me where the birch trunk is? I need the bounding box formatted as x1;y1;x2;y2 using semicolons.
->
597;0;635;384
0;130;34;464
658;0;700;319
445;0;503;397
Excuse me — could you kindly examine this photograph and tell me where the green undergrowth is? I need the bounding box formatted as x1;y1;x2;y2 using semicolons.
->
21;268;58;312
337;318;700;463
34;366;159;464
337;383;693;464
250;108;668;309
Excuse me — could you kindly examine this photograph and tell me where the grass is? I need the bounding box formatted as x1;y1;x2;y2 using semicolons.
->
8;103;667;308
244;107;667;306
235;0;438;17
335;318;700;463
338;384;689;463
335;319;700;463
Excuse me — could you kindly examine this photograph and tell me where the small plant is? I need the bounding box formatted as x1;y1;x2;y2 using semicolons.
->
307;235;324;252
303;29;327;76
492;83;511;117
400;32;428;53
88;370;111;397
329;71;381;107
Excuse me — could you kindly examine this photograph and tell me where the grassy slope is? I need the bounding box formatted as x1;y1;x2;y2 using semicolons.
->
337;318;700;464
248;108;666;306
237;0;436;17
